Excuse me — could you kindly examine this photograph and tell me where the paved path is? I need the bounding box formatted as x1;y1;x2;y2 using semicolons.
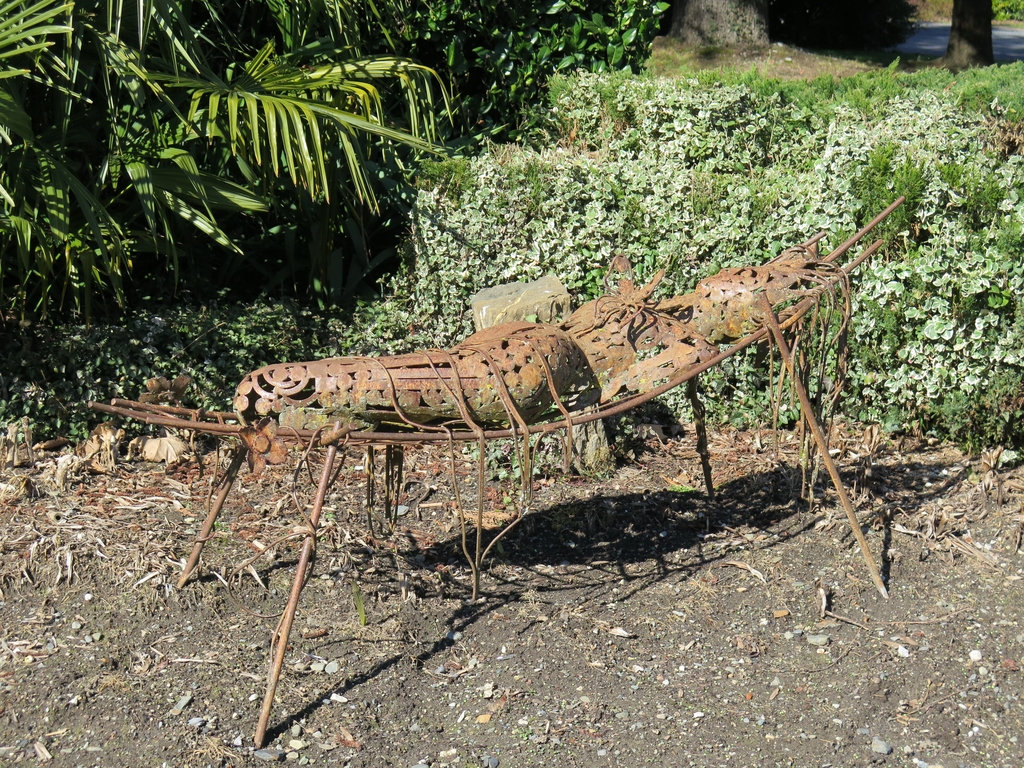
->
893;21;1024;62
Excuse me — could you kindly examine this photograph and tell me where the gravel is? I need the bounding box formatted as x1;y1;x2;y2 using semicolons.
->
871;737;893;755
254;748;286;761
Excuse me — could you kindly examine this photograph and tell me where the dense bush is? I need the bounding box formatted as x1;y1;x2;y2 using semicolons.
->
769;0;915;50
0;302;363;440
372;0;669;143
994;0;1024;20
382;66;1024;449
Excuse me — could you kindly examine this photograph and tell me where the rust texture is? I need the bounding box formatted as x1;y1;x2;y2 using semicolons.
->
232;249;852;439
234;322;594;433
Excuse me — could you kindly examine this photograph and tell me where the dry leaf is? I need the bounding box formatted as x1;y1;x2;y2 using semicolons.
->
476;713;492;723
76;424;124;473
0;476;37;501
334;726;362;751
773;609;790;619
239;418;289;474
488;694;509;713
128;435;189;464
140;374;191;404
607;626;633;638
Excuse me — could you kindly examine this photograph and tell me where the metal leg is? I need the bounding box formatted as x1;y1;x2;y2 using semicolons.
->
384;444;404;533
254;442;339;748
177;446;246;589
758;295;888;599
686;376;715;501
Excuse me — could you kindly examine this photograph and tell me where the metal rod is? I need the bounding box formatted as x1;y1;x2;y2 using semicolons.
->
758;294;888;600
822;196;905;264
254;439;339;748
177;446;246;588
686;377;714;501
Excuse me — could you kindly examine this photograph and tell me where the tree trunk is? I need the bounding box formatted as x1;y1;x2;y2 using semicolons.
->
944;0;994;69
670;0;769;46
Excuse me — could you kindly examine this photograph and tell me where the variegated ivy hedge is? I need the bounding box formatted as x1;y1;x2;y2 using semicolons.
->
379;68;1024;449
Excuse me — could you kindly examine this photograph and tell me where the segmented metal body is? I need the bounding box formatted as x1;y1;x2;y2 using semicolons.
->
233;252;844;433
234;322;595;432
656;250;845;342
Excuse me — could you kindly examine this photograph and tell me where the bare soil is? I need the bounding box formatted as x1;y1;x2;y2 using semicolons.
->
1;425;1023;768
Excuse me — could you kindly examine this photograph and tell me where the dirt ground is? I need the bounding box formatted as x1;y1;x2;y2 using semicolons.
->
1;424;1023;768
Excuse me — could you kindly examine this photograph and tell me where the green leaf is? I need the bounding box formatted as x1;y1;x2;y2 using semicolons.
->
37;153;71;241
159;189;241;252
0;83;31;138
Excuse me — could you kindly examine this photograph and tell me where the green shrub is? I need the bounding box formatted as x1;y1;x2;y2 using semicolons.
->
387;66;1024;448
375;0;669;143
994;0;1024;21
0;300;372;440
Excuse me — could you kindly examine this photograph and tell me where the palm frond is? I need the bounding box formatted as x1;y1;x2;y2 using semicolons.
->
0;0;73;64
169;47;440;203
0;82;32;142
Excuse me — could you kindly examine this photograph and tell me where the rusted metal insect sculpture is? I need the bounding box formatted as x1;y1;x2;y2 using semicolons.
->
91;197;904;747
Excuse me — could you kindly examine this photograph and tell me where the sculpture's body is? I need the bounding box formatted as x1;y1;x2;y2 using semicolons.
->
233;250;841;439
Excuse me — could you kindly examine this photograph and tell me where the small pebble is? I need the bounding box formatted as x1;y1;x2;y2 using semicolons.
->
806;634;830;647
598;749;608;756
969;649;983;662
285;751;299;761
397;504;410;516
71;621;83;631
482;756;499;768
324;661;340;675
330;693;347;703
290;725;303;738
187;717;206;729
171;694;193;713
871;737;893;755
310;662;325;673
288;739;305;750
411;764;430;768
897;645;910;657
253;748;286;762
